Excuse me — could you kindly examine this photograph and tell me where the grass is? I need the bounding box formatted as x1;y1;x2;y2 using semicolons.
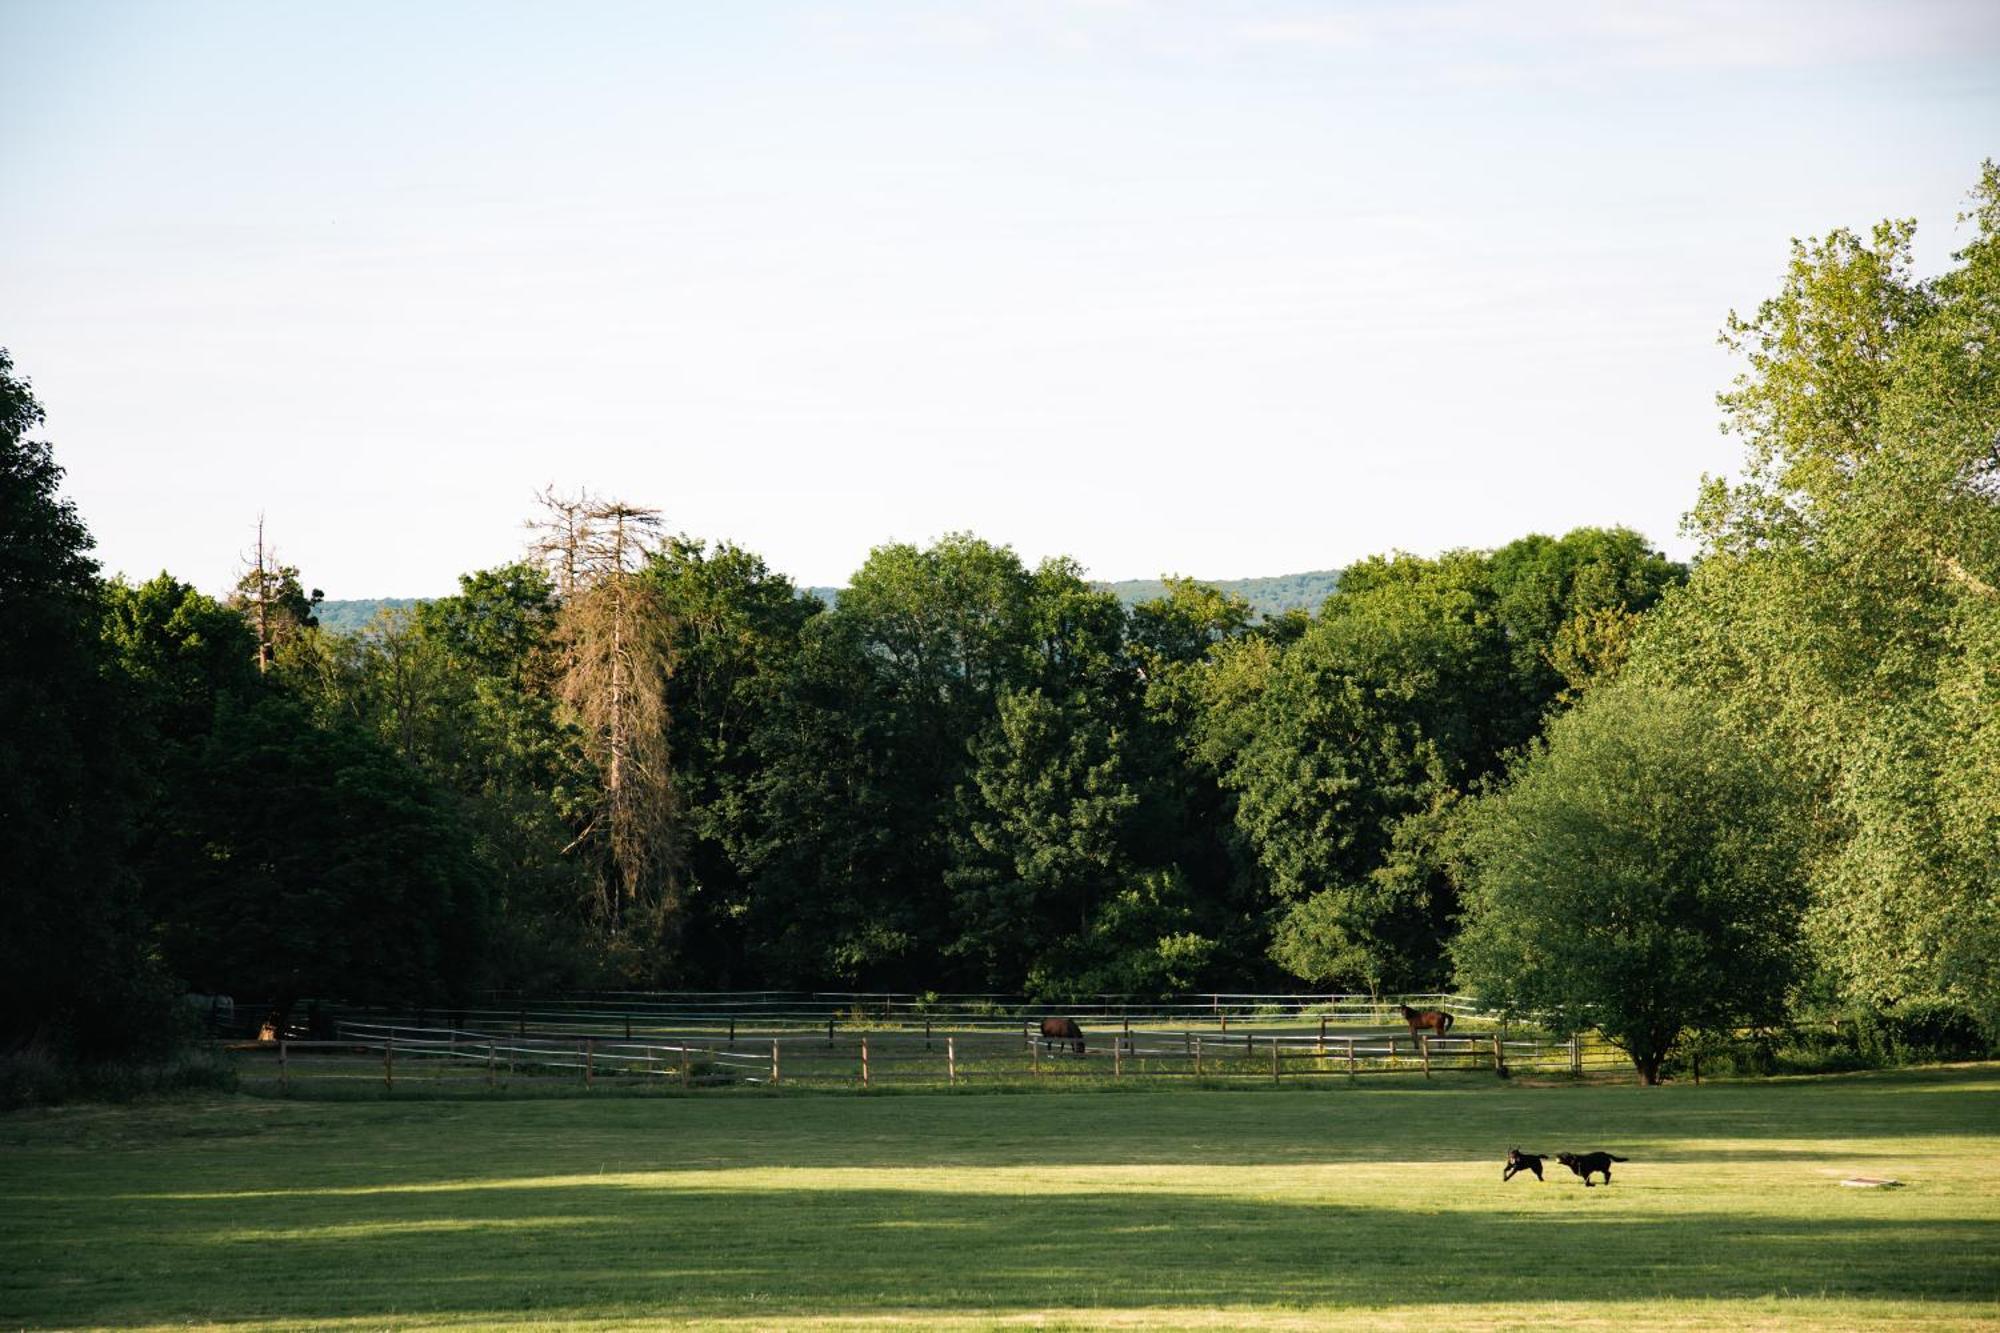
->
2;1066;1997;1329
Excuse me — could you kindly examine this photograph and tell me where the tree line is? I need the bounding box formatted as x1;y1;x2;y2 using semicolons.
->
3;166;1995;1082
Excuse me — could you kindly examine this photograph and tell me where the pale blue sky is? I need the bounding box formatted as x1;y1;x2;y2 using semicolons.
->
3;1;1996;595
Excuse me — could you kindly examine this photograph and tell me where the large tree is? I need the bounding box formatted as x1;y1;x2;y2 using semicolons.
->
1633;163;2000;1026
1452;681;1807;1084
148;692;489;1023
0;350;165;1055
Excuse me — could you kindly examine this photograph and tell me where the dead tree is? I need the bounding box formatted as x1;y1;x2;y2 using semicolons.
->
528;489;680;944
230;515;321;674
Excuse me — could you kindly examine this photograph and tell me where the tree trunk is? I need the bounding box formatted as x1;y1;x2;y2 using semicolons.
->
1634;1052;1664;1085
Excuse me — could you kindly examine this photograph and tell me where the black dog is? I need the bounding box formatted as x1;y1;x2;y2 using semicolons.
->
1556;1151;1628;1186
1502;1148;1546;1182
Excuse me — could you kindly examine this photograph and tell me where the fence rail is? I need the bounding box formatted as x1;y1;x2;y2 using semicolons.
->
250;992;1498;1045
225;1014;1631;1096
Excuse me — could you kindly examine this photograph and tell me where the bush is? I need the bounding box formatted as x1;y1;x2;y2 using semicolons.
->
1663;1002;1995;1080
1853;1000;1992;1064
0;1048;238;1108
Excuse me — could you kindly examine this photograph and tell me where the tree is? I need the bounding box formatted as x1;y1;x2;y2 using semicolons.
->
1225;550;1503;992
1633;163;2000;1023
0;350;168;1055
148;692;488;1024
103;573;261;744
528;489;679;963
1452;681;1806;1084
229;517;322;674
947;686;1141;991
641;537;818;986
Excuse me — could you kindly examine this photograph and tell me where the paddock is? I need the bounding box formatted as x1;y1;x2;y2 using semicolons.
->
5;1067;1996;1329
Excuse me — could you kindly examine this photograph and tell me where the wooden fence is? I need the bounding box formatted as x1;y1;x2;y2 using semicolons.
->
274;991;1496;1046
225;1018;1629;1095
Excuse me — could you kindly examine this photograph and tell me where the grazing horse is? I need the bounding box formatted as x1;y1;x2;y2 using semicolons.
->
1398;1003;1453;1039
1039;1016;1086;1055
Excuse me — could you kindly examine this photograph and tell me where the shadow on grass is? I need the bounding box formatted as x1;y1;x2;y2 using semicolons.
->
6;1180;1995;1326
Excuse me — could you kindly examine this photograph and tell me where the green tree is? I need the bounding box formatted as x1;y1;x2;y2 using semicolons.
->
643;537;818;985
1226;550;1503;992
1634;163;2000;1024
149;693;489;1025
947;687;1141;990
0;350;166;1055
1453;681;1806;1084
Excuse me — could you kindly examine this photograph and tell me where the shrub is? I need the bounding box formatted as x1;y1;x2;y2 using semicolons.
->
0;1048;238;1108
1854;1001;1991;1064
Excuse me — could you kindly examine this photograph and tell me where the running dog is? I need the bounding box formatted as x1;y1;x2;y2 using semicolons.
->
1556;1151;1628;1186
1502;1148;1547;1182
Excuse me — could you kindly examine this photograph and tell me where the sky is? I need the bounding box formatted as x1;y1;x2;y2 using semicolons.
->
3;1;1997;597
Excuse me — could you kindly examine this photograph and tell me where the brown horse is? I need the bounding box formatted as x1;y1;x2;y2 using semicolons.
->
1398;1004;1453;1039
1039;1017;1086;1055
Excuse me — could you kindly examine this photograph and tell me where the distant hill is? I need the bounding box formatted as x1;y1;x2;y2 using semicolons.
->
317;570;1341;636
1102;570;1342;619
315;598;425;634
792;571;1343;618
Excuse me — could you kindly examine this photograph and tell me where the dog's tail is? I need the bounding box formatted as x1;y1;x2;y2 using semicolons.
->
1607;1154;1629;1162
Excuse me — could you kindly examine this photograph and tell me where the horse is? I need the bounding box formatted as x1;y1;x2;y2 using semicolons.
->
1398;1003;1453;1039
1038;1016;1086;1055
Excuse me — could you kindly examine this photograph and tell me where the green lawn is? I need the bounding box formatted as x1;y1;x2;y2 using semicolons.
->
4;1066;1998;1329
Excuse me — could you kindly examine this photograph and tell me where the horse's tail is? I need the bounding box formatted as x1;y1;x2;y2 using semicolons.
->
1441;1012;1454;1034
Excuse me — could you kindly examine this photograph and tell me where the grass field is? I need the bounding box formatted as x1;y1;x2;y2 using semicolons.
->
3;1066;1997;1330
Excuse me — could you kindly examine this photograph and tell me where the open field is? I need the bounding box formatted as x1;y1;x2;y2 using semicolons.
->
3;1066;1998;1329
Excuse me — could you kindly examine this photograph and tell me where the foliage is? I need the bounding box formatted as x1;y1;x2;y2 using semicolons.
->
1220;532;1680;993
147;692;489;1019
1453;680;1807;1084
0;349;170;1057
1634;161;2000;1027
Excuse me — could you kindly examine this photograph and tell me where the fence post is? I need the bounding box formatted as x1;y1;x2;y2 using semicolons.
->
279;1040;289;1094
1420;1033;1430;1079
517;1007;526;1037
771;1038;780;1087
861;1036;870;1089
487;1041;497;1088
585;1038;595;1089
925;1018;932;1051
625;1013;632;1040
728;1017;736;1049
1220;1011;1229;1033
1245;1030;1253;1058
947;1036;957;1087
1114;1035;1123;1079
1194;1036;1203;1077
1271;1036;1280;1084
680;1046;690;1089
1318;1016;1327;1056
1571;1033;1582;1076
1492;1033;1503;1076
828;1015;835;1047
1032;1032;1040;1076
1346;1036;1356;1079
385;1033;395;1093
